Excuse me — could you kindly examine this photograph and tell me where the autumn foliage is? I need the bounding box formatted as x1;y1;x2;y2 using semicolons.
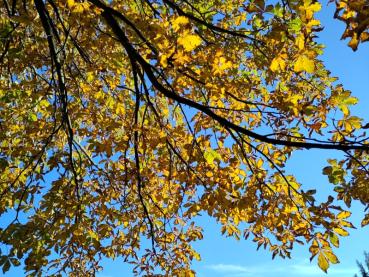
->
1;0;369;275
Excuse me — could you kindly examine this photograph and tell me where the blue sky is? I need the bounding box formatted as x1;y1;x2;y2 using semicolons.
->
3;1;369;277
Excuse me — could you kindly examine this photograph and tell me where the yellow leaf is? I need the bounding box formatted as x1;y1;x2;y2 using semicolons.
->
193;252;201;261
337;211;351;219
294;55;315;73
204;149;221;165
86;72;94;82
348;34;359;51
360;32;369;43
173;16;189;31
270;57;286;72
333;227;349;237
307;19;321;30
317;253;329;273
75;4;85;13
324;250;339;264
88;230;99;240
234;215;239;225
270;58;279;72
177;33;202;52
206;171;213;177
309;2;321;12
39;99;50;108
296;34;305;50
256;159;263;168
302;1;322;20
213;56;233;74
173;50;190;65
340;105;349;117
329;233;339;248
67;0;75;8
159;54;169;68
218;57;232;71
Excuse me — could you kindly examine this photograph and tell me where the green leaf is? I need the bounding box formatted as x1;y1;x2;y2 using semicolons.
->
272;3;283;17
288;18;302;32
329;233;339;248
334;186;345;193
29;113;37;122
204;149;221;165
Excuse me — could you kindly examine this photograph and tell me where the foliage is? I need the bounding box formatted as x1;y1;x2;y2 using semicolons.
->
332;0;369;51
0;0;369;275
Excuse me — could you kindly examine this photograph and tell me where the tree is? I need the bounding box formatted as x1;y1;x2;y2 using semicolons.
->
0;0;369;275
355;252;369;277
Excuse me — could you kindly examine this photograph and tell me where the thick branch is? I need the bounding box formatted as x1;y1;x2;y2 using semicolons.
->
96;5;369;152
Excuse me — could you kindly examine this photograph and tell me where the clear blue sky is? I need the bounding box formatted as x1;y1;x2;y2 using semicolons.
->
3;1;369;277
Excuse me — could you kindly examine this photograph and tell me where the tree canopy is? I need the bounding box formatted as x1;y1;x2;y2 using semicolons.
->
1;0;369;275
